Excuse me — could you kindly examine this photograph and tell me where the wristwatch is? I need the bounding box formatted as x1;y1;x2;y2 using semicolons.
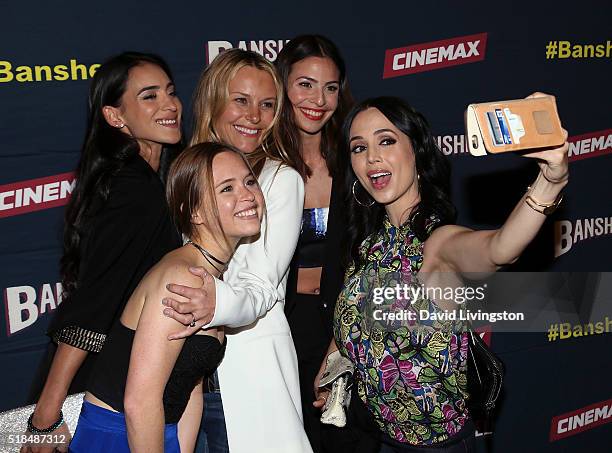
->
525;189;564;215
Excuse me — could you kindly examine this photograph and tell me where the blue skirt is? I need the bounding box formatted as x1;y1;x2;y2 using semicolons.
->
69;400;180;452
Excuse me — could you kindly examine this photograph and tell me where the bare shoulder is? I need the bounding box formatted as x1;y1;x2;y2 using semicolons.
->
143;249;203;298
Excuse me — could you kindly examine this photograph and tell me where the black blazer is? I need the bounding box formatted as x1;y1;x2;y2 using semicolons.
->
285;176;348;338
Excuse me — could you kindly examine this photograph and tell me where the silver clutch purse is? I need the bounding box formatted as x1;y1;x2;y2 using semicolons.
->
318;351;354;428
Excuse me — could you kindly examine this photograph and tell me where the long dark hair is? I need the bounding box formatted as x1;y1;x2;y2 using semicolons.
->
344;97;457;272
275;35;353;180
61;52;179;298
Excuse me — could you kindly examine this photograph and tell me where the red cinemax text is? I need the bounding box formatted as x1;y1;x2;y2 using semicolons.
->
383;33;487;78
207;39;290;64
568;129;612;161
549;399;612;441
4;282;63;335
0;172;75;219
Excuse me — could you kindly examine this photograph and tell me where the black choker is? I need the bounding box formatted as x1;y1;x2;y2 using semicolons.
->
186;240;228;274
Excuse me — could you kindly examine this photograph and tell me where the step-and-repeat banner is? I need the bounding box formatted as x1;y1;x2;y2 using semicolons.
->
1;1;610;451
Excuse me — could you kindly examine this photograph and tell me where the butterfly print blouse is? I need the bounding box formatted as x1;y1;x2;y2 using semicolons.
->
334;216;469;445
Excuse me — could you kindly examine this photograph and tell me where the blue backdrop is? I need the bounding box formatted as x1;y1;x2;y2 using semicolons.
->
1;1;610;451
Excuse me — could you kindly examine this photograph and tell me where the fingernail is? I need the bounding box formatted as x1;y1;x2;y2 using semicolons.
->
166;284;170;290
163;309;170;316
161;299;167;305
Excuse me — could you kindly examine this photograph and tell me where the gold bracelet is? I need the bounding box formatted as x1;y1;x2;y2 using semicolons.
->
525;186;563;215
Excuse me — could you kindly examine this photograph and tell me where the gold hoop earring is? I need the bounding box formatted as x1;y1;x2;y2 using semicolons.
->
352;180;375;207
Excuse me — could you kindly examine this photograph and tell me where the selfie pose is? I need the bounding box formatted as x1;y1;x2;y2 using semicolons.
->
314;95;568;452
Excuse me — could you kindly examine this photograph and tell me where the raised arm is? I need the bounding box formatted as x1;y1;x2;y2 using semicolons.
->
426;133;569;274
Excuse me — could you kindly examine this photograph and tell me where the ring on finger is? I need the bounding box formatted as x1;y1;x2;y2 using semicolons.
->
189;313;197;328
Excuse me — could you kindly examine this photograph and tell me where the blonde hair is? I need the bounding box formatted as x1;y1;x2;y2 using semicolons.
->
191;49;303;177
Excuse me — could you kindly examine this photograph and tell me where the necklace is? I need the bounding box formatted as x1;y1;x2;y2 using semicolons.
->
186;240;228;274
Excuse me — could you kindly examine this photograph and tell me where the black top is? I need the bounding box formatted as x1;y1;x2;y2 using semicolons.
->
49;155;181;352
89;322;226;424
285;177;348;336
295;207;329;268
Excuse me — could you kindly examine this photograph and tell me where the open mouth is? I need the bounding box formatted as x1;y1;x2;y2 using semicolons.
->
233;125;260;137
235;207;258;219
299;108;325;121
368;171;392;190
156;118;178;128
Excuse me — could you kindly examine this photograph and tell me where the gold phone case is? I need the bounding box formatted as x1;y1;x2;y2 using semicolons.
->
465;95;564;156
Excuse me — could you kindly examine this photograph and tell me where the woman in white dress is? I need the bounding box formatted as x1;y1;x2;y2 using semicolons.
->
162;49;313;453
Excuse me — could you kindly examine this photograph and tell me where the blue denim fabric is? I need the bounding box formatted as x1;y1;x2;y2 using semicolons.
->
195;392;229;453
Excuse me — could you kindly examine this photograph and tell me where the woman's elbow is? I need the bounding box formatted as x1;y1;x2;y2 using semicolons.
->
124;390;155;419
123;393;141;420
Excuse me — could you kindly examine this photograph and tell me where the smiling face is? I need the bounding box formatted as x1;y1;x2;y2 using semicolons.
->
286;56;340;135
349;107;420;223
210;151;263;242
111;62;182;150
214;66;277;153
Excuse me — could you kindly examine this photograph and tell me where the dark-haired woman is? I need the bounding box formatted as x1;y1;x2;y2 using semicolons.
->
69;143;264;452
314;96;568;452
275;35;354;452
21;52;183;453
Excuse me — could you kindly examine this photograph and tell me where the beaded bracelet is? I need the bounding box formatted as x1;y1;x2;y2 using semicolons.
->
27;411;64;434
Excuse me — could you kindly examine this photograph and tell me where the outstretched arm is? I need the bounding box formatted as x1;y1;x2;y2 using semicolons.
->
427;108;568;274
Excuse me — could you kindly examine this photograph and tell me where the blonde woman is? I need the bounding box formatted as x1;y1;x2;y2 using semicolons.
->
163;50;312;453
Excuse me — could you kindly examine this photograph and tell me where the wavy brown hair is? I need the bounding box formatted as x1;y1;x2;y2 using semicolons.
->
275;35;353;181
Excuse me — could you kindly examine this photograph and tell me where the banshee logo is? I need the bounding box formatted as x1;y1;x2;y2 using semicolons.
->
555;217;612;257
206;39;291;64
4;282;63;335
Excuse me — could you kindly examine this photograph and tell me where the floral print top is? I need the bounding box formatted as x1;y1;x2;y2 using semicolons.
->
333;216;469;445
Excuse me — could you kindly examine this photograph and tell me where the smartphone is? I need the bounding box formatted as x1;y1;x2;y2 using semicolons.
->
465;95;565;156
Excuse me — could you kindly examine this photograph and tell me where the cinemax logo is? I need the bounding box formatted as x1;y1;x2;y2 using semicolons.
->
207;39;290;64
568;129;612;161
0;172;75;219
383;33;488;79
549;399;612;441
